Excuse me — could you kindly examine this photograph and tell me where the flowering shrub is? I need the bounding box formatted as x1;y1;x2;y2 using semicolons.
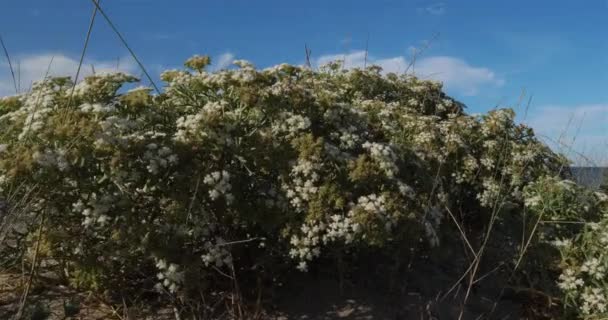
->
525;176;608;318
552;213;608;318
0;56;566;303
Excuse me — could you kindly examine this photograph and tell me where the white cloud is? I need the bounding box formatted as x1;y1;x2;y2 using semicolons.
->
418;2;446;15
315;51;503;96
316;51;407;73
211;52;235;71
414;56;505;96
0;53;139;96
525;104;608;166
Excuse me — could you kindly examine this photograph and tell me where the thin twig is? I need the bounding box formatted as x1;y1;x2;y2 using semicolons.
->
15;211;46;319
89;0;160;94
363;33;369;68
472;261;506;285
67;0;100;110
444;205;476;257
538;134;598;166
304;44;312;69
186;174;202;224
216;237;260;247
16;60;21;93
0;34;18;94
404;32;440;75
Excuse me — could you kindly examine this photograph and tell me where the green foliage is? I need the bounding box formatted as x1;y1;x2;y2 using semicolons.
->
524;176;604;237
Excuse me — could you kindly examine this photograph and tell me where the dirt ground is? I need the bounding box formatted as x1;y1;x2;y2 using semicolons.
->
0;249;561;320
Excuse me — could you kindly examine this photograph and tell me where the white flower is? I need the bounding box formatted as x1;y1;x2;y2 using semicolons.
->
595;192;608;203
156;259;168;270
154;259;184;293
204;170;232;203
477;179;501;207
32;148;70;172
362;142;399;178
581;258;606;280
201;240;232;268
557;268;584;291
600;231;608;245
524;195;542;208
283;159;321;213
551;238;572;248
209;189;221;200
272;112;311;137
96;215;109;225
296;261;308;272
581;288;607;315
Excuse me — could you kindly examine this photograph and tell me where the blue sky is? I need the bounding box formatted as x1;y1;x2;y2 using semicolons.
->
1;0;607;165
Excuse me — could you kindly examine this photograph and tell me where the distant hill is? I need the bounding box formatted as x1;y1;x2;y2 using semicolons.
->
569;167;607;189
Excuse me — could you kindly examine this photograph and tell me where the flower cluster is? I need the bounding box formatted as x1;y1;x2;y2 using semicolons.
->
283;159;321;213
73;194;115;228
351;194;395;230
361;142;399;178
143;143;178;175
201;239;233;268
289;223;324;272
33;148;70;172
558;268;584;291
79;102;116;114
324;213;360;244
155;258;185;293
204;170;234;203
581;288;607;315
272;112;311;138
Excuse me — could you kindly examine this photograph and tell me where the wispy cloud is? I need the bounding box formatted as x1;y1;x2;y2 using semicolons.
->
340;36;353;46
315;51;504;96
525;104;608;166
211;52;235;71
0;53;139;96
417;2;446;15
